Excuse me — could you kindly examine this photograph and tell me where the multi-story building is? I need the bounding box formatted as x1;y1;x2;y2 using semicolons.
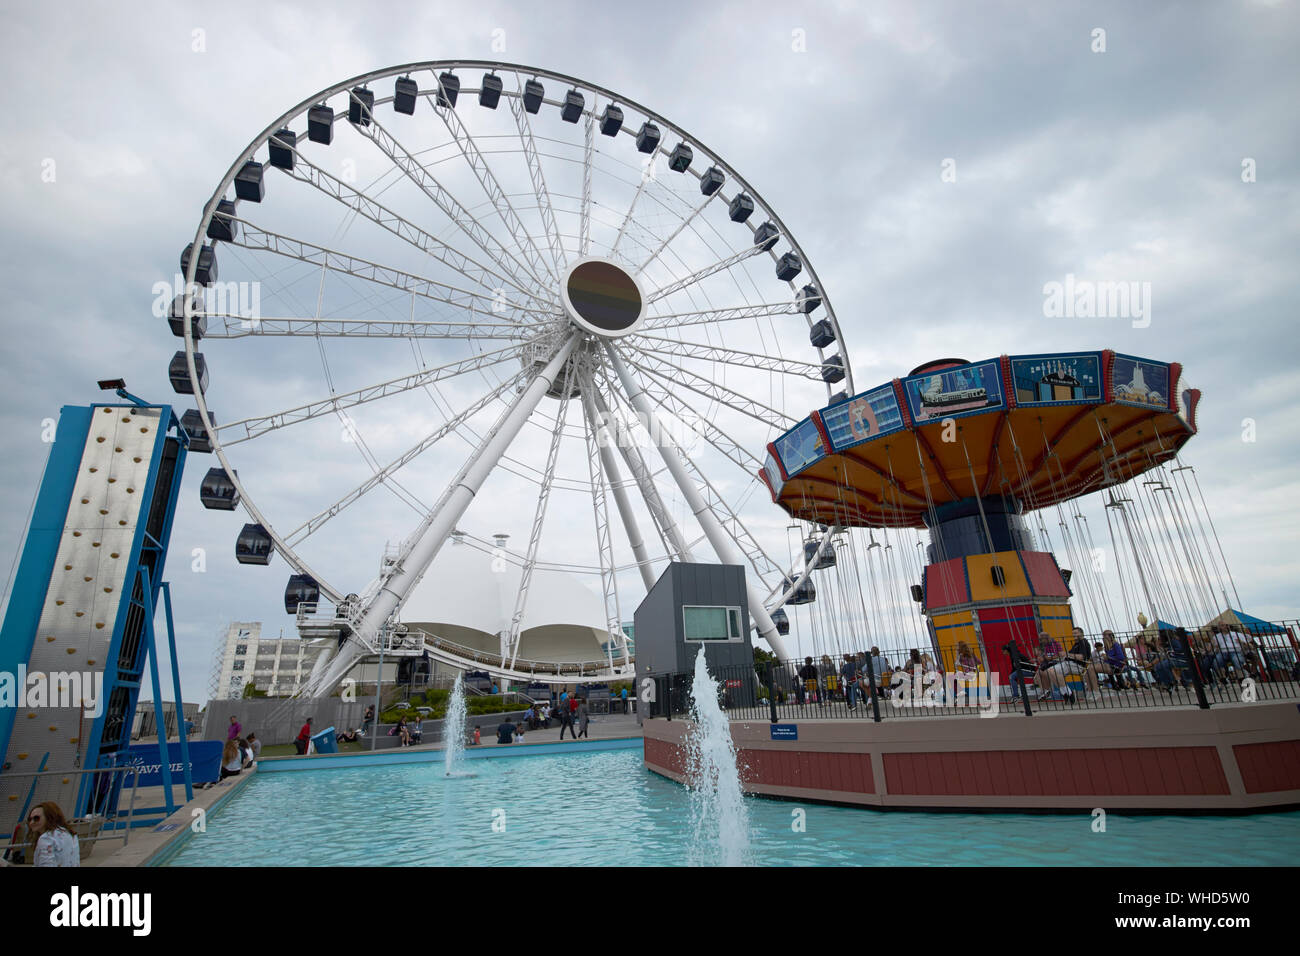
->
211;622;325;699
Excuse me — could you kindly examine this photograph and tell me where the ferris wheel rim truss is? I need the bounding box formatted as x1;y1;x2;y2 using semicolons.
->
178;60;859;684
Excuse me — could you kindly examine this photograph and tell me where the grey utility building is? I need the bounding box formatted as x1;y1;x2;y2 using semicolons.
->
633;562;758;716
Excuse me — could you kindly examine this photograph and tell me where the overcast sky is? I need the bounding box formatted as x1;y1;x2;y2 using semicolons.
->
1;0;1297;703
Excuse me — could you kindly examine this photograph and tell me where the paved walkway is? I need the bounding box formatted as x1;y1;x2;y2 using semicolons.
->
299;710;645;756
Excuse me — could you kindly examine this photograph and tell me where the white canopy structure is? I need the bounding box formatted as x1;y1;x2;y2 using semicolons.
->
400;535;612;667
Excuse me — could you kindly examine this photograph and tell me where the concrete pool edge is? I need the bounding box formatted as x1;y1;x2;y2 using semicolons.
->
93;768;260;867
256;735;642;773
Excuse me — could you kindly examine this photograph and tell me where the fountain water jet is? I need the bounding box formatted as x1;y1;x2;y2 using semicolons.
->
443;672;470;777
684;646;752;866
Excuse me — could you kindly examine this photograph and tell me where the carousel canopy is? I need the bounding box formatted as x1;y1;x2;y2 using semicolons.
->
760;350;1199;528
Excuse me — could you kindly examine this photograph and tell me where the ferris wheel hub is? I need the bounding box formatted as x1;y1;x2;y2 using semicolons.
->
560;257;646;339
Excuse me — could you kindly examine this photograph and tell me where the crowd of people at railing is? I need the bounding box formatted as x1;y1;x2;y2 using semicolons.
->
761;622;1298;709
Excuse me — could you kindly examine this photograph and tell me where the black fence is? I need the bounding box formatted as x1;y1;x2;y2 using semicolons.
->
641;621;1300;722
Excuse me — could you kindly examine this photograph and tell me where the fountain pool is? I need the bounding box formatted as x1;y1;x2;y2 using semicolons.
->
158;748;1299;866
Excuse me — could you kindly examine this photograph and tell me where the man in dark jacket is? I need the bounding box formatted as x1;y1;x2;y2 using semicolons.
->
496;719;516;745
796;657;818;705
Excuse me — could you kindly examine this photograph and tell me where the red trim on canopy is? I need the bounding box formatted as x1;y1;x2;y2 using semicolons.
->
1167;362;1183;413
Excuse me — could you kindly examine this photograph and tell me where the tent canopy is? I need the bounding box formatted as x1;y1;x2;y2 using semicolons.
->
1206;608;1289;636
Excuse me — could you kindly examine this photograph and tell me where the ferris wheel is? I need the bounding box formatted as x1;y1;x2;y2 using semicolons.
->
170;61;855;689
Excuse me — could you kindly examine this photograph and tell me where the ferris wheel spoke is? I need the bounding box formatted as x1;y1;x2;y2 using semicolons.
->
419;83;559;285
508;85;567;275
605;344;787;655
579;107;595;258
225;220;549;323
609;174;650;260
215;339;535;445
279;151;557;311
622;369;762;473
645;240;767;304
199;314;536;340
619;346;796;428
639;301;798;332
634;192;718;276
599;369;781;589
628;334;824;380
284;367;532;547
352;107;554;299
506;361;577;668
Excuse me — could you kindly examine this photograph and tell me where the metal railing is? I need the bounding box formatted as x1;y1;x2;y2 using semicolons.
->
641;621;1300;722
1;763;142;863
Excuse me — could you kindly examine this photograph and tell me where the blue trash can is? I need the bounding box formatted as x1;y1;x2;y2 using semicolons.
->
311;727;338;754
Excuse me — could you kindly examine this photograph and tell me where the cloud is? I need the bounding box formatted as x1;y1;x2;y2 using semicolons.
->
1;0;1297;703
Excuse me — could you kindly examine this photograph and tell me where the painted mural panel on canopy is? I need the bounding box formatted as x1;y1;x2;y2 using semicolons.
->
820;383;905;451
1111;354;1170;409
902;360;1004;424
1010;352;1103;406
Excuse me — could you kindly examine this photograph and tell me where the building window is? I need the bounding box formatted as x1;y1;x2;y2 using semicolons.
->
235;644;248;656
682;606;742;642
232;660;244;671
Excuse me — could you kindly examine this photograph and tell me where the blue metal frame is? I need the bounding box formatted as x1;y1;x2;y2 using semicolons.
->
99;566;195;827
75;401;189;820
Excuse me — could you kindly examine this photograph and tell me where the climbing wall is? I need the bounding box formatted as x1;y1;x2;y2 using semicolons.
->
1;405;168;830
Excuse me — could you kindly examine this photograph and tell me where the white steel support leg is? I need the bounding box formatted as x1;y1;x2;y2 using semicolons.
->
605;344;790;659
579;378;628;669
580;380;658;592
590;386;693;563
308;333;582;695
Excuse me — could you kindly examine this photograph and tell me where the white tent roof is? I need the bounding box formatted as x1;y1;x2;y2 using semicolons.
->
398;536;609;656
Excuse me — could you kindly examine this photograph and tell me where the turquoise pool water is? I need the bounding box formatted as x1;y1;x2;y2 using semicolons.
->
162;750;1300;866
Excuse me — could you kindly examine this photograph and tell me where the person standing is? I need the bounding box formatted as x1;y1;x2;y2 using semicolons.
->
227;715;241;741
27;802;79;867
577;698;590;738
295;717;313;755
620;686;629;713
796;657;818;705
558;701;577;740
840;655;859;710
